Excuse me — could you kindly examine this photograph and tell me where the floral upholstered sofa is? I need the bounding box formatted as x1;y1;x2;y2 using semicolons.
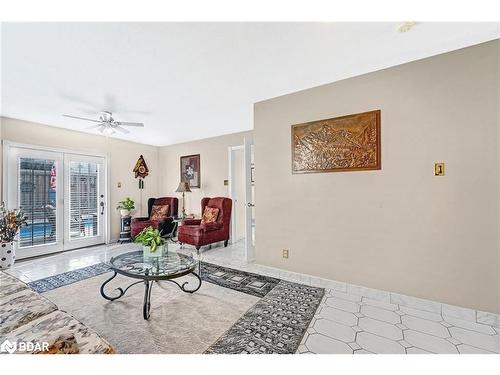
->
0;271;113;354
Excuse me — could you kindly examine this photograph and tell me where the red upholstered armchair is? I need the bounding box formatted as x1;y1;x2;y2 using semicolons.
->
178;197;232;252
131;197;179;238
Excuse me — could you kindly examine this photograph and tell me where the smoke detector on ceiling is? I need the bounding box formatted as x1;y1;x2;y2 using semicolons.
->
398;22;417;33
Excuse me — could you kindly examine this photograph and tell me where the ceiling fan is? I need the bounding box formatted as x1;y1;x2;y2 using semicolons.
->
63;111;144;135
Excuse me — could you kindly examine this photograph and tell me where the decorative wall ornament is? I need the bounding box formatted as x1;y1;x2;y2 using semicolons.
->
133;155;149;179
180;154;201;189
291;110;381;173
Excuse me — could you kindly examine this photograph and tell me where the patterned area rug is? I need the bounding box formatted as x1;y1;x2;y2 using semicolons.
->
28;258;323;354
206;281;324;354
201;262;279;298
29;263;110;293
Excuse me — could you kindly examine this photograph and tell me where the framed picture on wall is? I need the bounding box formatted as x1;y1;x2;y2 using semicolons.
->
180;154;201;188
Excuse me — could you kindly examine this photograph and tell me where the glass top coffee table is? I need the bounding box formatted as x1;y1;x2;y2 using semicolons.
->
100;248;201;319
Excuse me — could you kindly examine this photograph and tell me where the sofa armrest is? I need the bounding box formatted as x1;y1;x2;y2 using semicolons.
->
183;219;201;226
201;222;223;231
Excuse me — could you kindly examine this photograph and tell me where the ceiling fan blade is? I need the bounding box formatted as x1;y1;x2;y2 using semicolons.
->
85;123;105;130
63;114;101;123
114;125;130;134
114;122;144;127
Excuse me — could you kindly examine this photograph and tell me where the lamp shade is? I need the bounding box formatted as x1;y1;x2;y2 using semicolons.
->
175;181;191;193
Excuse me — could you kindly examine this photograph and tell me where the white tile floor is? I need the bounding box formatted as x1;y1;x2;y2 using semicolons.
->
6;240;500;354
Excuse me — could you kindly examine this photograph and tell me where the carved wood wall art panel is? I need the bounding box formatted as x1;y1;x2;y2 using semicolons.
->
291;110;381;174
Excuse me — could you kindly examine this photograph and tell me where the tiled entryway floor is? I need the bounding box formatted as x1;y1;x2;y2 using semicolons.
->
298;290;500;354
6;240;500;354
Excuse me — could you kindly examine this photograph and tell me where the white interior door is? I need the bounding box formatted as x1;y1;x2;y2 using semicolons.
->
244;137;255;261
6;146;64;258
64;154;106;250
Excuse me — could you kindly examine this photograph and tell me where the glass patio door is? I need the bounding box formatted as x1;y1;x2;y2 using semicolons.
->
64;154;106;250
6;147;64;258
5;145;107;259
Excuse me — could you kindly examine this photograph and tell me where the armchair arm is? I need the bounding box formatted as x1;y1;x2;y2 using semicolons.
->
201;222;223;232
183;218;201;226
131;216;150;223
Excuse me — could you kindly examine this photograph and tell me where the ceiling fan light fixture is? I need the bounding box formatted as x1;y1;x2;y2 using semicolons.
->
102;126;115;135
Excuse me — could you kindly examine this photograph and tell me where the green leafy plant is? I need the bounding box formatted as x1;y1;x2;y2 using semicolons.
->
0;203;27;243
134;226;165;252
116;197;135;211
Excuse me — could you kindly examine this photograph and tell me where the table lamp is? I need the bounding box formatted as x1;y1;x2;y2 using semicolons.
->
175;181;191;218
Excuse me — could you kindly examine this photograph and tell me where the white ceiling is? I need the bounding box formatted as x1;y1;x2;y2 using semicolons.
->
1;22;498;146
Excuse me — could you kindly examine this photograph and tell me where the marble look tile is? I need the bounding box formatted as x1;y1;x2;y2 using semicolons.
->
353;349;373;354
397;340;412;348
313;318;356;343
347;284;391;302
5;270;32;283
404;330;458;354
442;304;476;322
406;347;431;354
396;323;408;330
354;312;364;318
279;270;303;283
325;280;348;293
443;317;496;335
358;317;403;341
304;333;353;354
362;297;398;311
446;338;461;346
401;315;450;338
477;311;500;327
457;344;496;354
309;277;346;292
328;290;362;302
390;293;441;314
348;342;362;350
398;305;443;322
325;297;360;313
297;344;308;353
352;325;363;333
319;307;358;327
449;327;500;353
356;332;405;354
361;305;401;324
440;321;452;328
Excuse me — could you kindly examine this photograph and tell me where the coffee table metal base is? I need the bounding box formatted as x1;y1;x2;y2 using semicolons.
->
100;270;202;320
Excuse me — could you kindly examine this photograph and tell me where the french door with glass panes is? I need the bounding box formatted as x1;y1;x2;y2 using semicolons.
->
64;154;106;250
5;145;107;259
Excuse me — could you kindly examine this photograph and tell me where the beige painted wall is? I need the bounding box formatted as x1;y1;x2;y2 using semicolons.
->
0;117;159;239
254;40;500;313
159;131;252;222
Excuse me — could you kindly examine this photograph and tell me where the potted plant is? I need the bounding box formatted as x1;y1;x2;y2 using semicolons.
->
0;203;27;269
116;197;135;217
134;226;166;257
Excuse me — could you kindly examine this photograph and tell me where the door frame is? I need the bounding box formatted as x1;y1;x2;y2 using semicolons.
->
227;137;254;263
243;137;255;262
227;145;244;244
2;141;111;257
